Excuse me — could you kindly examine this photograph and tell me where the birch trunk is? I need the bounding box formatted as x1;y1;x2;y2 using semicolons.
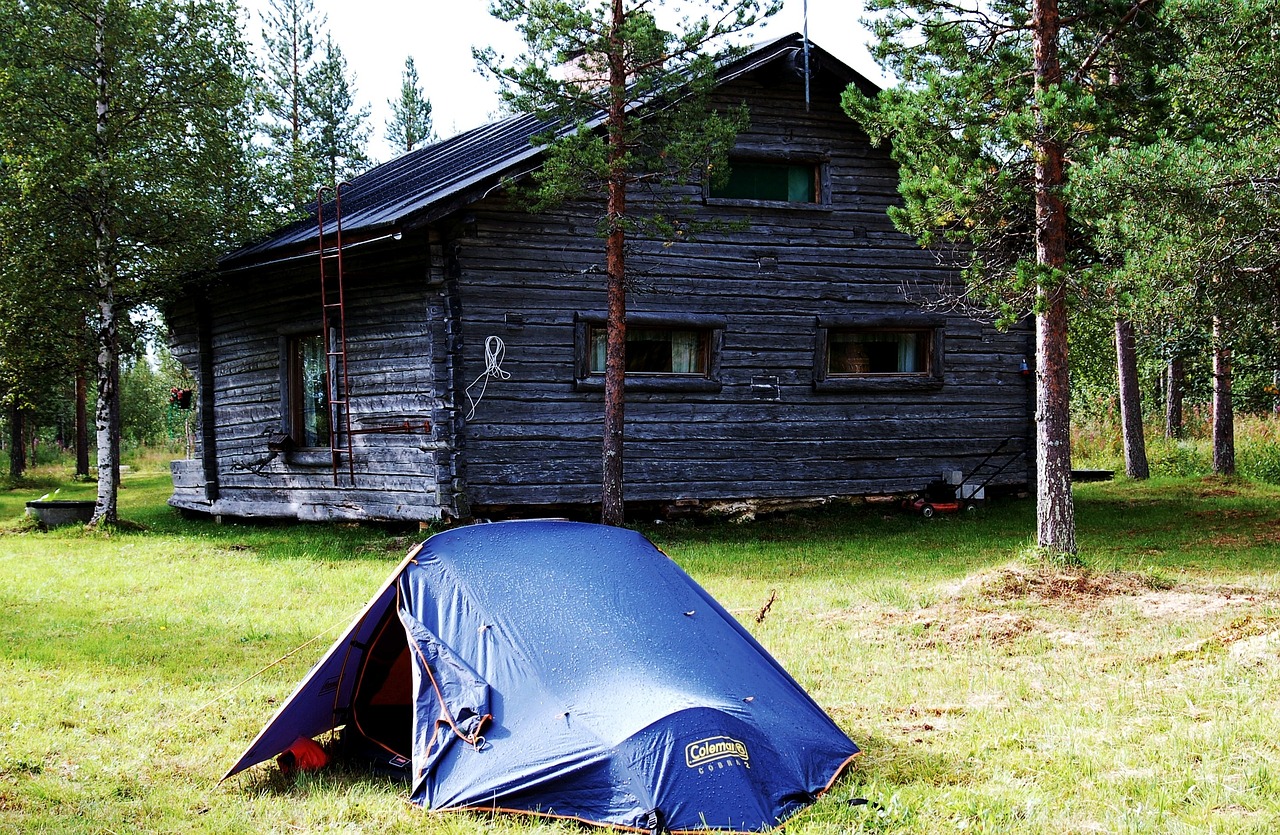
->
90;9;120;526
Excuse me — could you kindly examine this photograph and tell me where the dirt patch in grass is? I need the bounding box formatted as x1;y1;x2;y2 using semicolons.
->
971;564;1160;605
873;602;1039;649
869;565;1278;654
1142;613;1280;665
1133;589;1266;619
1194;476;1242;499
1191;509;1264;521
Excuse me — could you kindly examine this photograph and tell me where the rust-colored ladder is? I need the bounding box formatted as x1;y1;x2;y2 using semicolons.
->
317;183;355;486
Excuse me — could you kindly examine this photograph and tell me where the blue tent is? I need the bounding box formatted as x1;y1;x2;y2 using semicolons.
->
225;520;858;831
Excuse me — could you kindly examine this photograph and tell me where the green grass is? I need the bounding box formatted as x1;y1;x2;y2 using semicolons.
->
3;461;1280;832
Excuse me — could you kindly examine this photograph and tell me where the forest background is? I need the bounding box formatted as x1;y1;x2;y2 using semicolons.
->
1;0;1278;543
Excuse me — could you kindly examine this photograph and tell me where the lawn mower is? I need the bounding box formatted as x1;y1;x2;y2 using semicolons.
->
902;438;1024;518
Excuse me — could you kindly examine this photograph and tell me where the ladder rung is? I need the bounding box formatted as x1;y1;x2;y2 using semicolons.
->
323;303;343;309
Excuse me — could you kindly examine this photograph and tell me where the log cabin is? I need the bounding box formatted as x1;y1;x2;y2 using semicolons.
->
167;34;1034;523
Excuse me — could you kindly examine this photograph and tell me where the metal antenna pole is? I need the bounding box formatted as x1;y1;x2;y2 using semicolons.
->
803;0;811;111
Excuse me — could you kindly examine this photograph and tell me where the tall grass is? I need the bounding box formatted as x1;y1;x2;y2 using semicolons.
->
1073;411;1280;483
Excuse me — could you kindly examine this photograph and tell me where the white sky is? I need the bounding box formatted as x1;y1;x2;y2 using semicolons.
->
241;0;882;163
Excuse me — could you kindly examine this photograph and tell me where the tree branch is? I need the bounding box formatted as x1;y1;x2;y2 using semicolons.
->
1073;0;1159;83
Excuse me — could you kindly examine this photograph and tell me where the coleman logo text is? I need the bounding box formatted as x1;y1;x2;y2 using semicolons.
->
685;736;750;769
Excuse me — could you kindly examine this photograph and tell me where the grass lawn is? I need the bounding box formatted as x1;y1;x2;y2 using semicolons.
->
2;464;1279;833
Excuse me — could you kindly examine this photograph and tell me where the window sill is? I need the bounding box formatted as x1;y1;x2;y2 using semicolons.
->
815;376;944;393
284;448;335;466
575;377;723;393
704;197;833;211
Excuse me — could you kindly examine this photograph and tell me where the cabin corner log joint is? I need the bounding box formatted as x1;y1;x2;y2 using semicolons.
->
167;34;1034;524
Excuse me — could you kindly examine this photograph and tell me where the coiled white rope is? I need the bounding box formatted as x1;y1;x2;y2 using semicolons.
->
465;335;511;421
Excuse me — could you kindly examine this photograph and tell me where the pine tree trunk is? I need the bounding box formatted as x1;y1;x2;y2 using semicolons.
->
1031;0;1076;557
8;404;25;481
1115;317;1149;479
75;365;90;478
90;10;119;526
1273;311;1280;416
600;0;628;527
1211;316;1235;476
1165;355;1184;440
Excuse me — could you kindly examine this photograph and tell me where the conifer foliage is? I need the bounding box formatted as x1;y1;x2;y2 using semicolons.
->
386;56;435;154
256;0;371;213
1078;0;1280;477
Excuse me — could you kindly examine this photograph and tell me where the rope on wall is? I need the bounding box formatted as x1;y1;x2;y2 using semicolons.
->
465;335;511;421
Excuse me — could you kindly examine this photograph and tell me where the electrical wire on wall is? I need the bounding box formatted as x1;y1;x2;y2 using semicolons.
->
465;335;511;421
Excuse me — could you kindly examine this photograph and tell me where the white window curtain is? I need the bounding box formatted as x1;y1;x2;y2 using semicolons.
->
897;332;921;372
591;328;607;373
670;330;700;373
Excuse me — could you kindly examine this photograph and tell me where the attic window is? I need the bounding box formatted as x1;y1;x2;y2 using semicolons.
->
710;160;820;203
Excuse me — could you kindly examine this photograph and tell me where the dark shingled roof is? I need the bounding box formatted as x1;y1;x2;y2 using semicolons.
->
221;33;866;269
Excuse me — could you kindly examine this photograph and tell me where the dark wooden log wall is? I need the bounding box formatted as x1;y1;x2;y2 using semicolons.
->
168;245;452;522
168;62;1032;522
448;69;1034;509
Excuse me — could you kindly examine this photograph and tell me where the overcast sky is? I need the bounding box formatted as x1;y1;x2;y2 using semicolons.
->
241;0;883;163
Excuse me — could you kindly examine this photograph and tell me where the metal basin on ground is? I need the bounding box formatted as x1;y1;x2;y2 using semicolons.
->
25;500;96;527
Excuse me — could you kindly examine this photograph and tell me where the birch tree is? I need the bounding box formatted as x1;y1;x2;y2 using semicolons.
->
0;0;256;523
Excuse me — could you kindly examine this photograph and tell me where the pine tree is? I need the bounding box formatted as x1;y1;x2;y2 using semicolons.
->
476;0;779;525
386;56;435;154
257;0;370;204
257;0;325;212
1079;0;1280;477
309;35;372;184
844;0;1171;559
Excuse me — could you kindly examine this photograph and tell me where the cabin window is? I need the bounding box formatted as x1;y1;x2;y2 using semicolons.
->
827;330;930;375
288;332;330;447
710;159;821;203
574;312;725;393
814;316;946;392
589;325;710;375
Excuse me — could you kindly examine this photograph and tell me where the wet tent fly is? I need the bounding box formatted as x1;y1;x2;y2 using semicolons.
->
225;520;859;831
